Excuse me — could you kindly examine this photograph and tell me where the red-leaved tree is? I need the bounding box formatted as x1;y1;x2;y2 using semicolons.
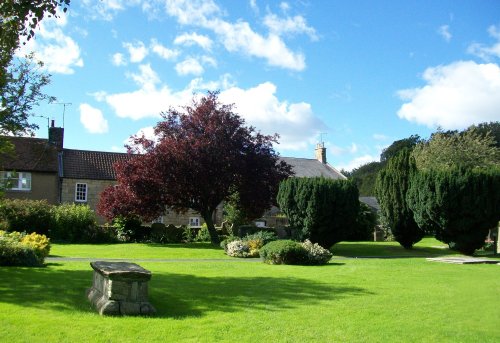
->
97;91;292;244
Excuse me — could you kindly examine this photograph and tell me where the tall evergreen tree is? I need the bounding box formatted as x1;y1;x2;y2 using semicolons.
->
375;149;424;249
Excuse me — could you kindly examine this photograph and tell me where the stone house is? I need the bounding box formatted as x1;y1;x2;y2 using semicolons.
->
1;123;345;227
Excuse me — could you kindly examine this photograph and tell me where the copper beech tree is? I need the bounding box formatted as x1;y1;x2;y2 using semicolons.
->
98;92;292;244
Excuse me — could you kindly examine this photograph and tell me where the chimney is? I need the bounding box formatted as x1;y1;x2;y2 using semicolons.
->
48;120;64;150
315;142;327;164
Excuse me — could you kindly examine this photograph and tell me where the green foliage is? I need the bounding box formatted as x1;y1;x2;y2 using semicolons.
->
412;129;500;171
348;202;377;241
50;204;98;243
346;161;383;196
223;192;253;228
0;230;50;266
466;121;500;148
277;177;360;248
259;240;309;265
112;216;145;242
375;149;424;249
195;224;211;242
407;167;500;255
0;199;53;235
245;230;278;245
183;226;196;243
380;135;422;162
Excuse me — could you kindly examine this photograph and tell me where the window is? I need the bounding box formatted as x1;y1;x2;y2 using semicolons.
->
189;217;201;228
254;220;266;228
1;171;31;191
152;216;164;224
75;183;87;202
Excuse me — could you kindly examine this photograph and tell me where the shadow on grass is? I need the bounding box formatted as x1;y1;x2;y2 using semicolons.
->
0;266;367;318
331;242;460;258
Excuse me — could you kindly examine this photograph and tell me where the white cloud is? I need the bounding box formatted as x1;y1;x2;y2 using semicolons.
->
249;0;259;13
338;154;379;172
175;57;205;76
111;52;127;66
17;11;83;74
437;25;452;42
219;82;326;150
174;32;213;50
373;134;389;141
127;64;160;89
79;103;109;133
81;0;141;21
327;143;358;156
150;39;180;60
397;61;500;129
263;13;318;41
123;41;148;63
280;2;290;12
164;0;307;71
468;25;500;61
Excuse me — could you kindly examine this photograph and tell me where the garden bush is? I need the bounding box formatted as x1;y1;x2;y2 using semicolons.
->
301;239;332;265
220;235;240;251
195;224;211;242
0;199;53;235
226;240;250;257
50;204;99;242
0;230;50;266
259;240;309;265
113;216;145;242
245;231;278;245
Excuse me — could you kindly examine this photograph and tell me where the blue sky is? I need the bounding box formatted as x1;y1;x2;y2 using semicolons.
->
19;0;500;171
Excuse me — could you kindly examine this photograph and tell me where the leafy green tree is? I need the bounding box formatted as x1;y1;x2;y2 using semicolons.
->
375;149;424;249
412;129;499;171
346;161;383;196
0;0;70;73
380;135;421;162
277;177;359;248
1;53;55;136
407;167;500;255
466;122;500;148
223;191;255;228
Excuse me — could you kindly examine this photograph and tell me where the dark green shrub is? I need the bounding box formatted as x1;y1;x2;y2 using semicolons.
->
113;216;147;242
0;199;53;235
50;204;98;242
347;202;377;241
408;167;500;255
236;224;274;237
277;177;360;248
259;240;309;265
375;149;424;249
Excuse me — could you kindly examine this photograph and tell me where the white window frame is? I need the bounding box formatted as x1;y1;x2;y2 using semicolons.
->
189;217;201;228
1;171;31;191
254;220;267;228
75;183;88;202
152;216;164;224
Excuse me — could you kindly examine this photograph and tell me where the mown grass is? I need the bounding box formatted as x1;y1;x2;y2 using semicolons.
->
50;242;232;259
1;239;499;342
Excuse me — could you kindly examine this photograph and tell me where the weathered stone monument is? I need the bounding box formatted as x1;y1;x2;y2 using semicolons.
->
87;261;156;316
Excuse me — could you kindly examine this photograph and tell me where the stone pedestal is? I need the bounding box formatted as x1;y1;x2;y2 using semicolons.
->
87;261;156;316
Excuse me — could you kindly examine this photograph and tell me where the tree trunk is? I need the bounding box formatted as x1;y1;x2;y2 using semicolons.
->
202;211;220;245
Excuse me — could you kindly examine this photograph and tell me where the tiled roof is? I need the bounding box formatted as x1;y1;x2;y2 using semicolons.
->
62;149;133;180
280;157;346;180
0;136;58;172
359;196;381;212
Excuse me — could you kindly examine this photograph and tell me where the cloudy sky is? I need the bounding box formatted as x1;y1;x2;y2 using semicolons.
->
19;0;500;171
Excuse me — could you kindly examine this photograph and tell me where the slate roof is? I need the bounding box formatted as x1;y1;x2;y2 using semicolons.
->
0;136;58;173
280;157;346;180
359;196;381;212
62;149;132;180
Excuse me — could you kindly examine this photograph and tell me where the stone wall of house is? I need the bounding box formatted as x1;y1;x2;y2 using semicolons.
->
61;178;224;226
61;178;116;224
5;172;59;204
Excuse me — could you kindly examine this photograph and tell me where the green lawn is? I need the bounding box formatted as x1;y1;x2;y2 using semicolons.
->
1;239;499;342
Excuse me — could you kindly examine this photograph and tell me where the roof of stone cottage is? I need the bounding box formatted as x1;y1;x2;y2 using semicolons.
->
0;136;59;173
280;157;346;180
62;149;133;180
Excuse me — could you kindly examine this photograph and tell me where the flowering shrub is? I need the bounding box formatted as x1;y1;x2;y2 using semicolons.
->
301;240;332;265
247;239;263;257
0;230;50;266
226;240;250;257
